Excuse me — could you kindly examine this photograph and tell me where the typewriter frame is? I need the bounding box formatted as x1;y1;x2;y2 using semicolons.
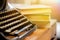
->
0;9;36;40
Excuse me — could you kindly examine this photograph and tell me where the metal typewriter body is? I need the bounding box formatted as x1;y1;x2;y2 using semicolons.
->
0;10;36;40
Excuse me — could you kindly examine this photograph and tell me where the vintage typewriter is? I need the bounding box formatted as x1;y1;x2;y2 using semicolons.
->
0;10;36;40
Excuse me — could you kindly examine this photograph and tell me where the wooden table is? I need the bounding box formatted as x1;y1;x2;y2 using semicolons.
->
24;19;56;40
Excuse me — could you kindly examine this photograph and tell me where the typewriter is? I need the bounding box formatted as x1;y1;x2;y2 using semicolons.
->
0;0;36;40
0;9;36;40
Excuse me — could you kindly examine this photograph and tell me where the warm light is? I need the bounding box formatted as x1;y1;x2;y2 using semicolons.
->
25;0;38;5
40;0;58;5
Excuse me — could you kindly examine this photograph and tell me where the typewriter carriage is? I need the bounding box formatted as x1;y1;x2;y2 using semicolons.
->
0;10;36;40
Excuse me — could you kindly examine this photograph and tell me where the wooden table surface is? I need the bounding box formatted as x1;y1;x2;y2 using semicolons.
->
24;28;49;40
24;19;56;40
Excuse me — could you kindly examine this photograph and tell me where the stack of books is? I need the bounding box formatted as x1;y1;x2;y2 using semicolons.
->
18;5;52;28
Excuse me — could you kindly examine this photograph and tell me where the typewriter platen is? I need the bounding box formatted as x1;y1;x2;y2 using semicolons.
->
0;10;36;40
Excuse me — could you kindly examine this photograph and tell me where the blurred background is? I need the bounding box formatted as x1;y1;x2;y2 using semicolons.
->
0;0;60;40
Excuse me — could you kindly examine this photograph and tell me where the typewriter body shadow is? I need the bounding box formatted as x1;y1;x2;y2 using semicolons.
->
0;10;36;40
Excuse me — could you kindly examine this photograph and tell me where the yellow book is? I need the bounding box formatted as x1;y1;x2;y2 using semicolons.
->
20;8;51;15
31;20;50;28
16;5;51;21
16;5;52;28
25;14;50;21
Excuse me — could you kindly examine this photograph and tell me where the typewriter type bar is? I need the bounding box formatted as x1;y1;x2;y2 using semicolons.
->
0;10;36;40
